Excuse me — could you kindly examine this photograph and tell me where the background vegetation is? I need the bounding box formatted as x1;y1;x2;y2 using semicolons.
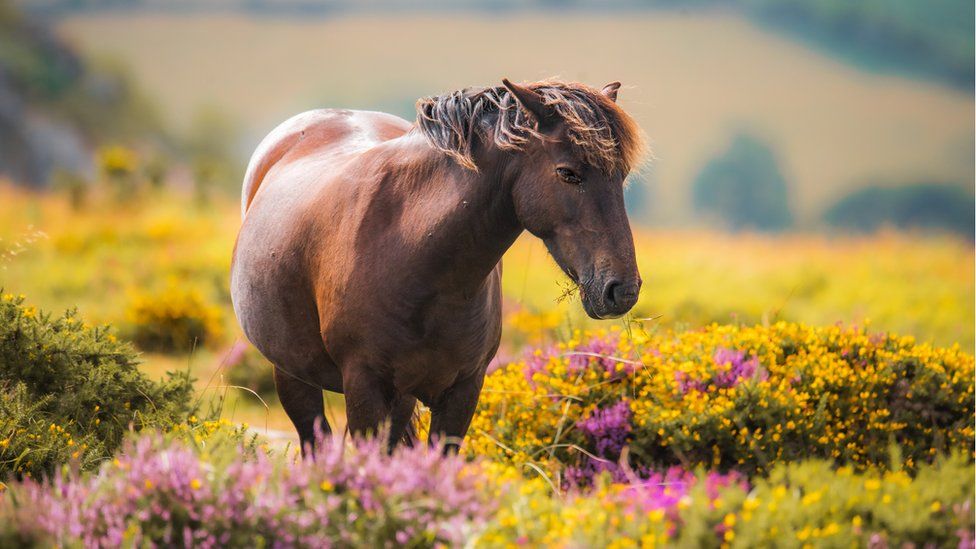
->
3;0;971;231
0;1;971;546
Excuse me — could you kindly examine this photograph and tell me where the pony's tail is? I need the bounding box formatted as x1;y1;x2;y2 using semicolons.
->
401;404;425;447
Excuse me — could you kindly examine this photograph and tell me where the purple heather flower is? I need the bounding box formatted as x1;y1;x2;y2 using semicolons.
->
2;433;498;547
577;400;632;457
676;347;767;394
522;345;559;384
520;333;640;387
712;347;765;388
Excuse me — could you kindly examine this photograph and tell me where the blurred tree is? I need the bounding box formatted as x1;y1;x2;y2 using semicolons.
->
97;144;139;203
51;167;88;210
823;183;974;237
143;151;170;191
692;132;793;232
184;106;243;197
742;0;973;87
624;172;653;221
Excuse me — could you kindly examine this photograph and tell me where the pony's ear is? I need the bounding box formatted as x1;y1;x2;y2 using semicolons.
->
601;82;622;102
502;78;554;124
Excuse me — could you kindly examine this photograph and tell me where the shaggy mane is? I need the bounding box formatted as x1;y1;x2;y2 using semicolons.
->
415;80;645;175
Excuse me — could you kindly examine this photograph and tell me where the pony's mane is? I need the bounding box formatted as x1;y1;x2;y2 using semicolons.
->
415;80;645;175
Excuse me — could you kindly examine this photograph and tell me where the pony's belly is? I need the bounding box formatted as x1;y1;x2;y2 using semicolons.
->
317;285;501;400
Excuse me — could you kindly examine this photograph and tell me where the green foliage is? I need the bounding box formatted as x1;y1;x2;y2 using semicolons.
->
0;4;160;139
692;133;793;232
0;1;78;102
124;285;224;353
0;383;102;479
824;183;975;236
723;455;975;547
183;106;244;196
0;292;194;478
0;0;165;188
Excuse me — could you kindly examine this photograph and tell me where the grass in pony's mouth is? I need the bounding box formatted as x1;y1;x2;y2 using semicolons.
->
555;278;582;304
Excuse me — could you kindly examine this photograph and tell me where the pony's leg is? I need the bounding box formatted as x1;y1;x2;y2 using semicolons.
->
342;369;393;440
429;373;485;454
388;393;418;449
273;366;328;456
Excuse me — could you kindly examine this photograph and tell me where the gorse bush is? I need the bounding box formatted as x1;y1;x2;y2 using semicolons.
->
0;293;194;478
0;383;103;478
722;457;975;548
468;322;974;481
124;284;224;353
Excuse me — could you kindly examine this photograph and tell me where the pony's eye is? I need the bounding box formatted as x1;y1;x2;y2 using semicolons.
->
556;167;581;185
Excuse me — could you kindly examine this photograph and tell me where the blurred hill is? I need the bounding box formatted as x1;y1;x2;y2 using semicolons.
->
17;0;975;89
49;9;973;229
3;0;973;233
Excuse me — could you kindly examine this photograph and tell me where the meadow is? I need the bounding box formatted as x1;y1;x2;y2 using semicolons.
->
0;182;973;546
1;181;972;424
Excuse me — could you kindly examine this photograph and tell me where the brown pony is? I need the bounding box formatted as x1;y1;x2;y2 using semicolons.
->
231;79;645;452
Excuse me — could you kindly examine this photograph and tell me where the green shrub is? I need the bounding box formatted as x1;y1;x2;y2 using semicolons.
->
0;292;194;478
477;453;973;547
720;455;975;547
824;183;975;236
0;384;102;479
692;132;793;232
124;284;223;353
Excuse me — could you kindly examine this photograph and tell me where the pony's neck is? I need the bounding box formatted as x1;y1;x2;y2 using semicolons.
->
397;130;523;295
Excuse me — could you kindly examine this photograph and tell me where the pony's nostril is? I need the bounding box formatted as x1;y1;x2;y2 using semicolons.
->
603;280;621;306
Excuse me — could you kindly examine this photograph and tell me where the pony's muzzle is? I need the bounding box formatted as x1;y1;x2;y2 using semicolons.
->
601;277;641;318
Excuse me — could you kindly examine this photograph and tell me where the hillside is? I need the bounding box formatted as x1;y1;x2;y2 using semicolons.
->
55;11;973;226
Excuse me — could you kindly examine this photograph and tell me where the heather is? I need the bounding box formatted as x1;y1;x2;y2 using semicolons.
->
0;432;971;548
0;432;495;548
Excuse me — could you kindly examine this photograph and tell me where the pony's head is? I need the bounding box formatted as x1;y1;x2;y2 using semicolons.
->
417;79;646;319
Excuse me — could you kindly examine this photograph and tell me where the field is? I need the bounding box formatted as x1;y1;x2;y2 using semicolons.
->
0;181;973;545
0;2;973;545
0;180;974;547
1;182;972;431
56;11;974;225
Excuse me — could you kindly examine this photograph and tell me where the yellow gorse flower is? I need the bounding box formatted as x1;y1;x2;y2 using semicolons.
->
468;322;974;478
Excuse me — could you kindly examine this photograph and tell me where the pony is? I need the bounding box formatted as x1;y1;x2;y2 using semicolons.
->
231;79;645;452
